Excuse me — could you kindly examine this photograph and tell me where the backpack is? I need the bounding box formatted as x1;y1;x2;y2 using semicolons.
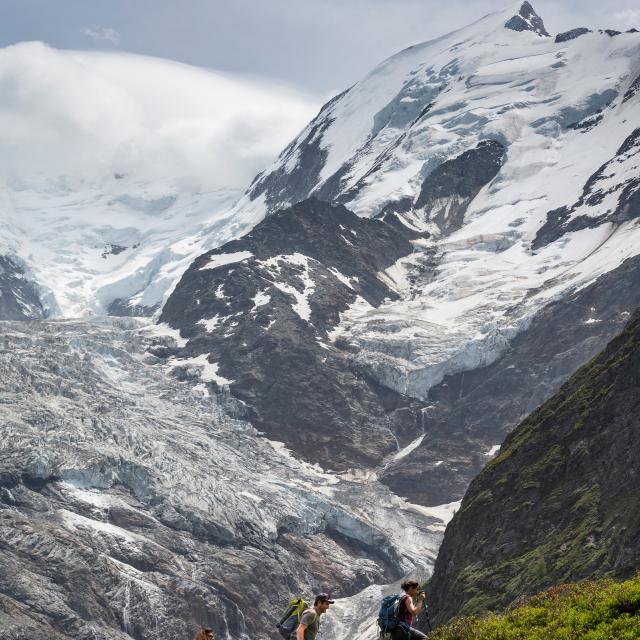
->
377;594;406;633
276;596;309;639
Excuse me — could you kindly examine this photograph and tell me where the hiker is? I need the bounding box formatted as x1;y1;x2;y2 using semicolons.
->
193;627;214;640
295;593;334;640
391;580;427;640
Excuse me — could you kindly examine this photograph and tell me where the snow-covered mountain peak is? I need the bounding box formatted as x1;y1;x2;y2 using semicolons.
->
242;3;639;222
189;1;640;501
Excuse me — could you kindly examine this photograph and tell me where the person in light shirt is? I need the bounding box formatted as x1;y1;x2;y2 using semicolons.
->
296;593;334;640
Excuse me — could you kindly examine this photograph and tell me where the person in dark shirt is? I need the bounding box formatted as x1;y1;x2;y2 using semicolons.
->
391;580;427;640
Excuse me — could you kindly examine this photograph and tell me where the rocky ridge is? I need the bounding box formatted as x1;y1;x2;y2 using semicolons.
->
0;256;49;321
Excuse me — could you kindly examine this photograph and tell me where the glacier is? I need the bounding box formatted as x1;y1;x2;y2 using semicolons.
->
0;317;444;639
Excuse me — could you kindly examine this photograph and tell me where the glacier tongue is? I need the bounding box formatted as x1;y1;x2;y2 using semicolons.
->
0;317;443;639
331;216;640;399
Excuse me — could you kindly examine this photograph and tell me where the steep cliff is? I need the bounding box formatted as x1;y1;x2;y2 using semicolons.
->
426;309;640;623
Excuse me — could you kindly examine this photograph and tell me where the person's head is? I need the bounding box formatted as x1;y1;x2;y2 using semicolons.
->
401;580;421;597
194;628;215;640
314;593;335;614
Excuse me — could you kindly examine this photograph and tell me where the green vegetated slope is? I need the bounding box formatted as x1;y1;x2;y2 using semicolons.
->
425;309;640;624
428;574;640;640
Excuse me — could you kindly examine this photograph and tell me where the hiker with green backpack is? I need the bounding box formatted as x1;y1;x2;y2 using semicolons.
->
276;593;334;640
378;580;429;640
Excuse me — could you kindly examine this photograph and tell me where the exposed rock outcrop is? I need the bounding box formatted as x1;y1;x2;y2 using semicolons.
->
555;27;591;43
160;199;428;470
413;141;505;234
0;256;48;321
533;128;640;249
504;2;550;37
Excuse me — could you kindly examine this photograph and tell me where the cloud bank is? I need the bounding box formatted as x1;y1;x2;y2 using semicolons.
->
0;42;319;191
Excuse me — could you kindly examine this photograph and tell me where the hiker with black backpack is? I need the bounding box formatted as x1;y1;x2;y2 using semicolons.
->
378;580;428;640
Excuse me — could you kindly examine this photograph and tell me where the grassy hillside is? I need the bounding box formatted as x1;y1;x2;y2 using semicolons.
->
425;309;640;623
428;574;640;639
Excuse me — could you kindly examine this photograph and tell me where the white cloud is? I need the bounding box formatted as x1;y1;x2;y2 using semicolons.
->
0;42;319;191
612;9;640;26
81;25;121;46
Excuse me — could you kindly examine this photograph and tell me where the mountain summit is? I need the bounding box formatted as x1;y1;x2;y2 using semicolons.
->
504;1;550;37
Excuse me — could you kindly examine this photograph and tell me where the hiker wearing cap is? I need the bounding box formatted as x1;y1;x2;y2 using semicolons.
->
392;580;427;640
295;593;334;640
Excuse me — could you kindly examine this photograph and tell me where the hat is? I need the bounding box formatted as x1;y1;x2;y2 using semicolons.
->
315;593;335;604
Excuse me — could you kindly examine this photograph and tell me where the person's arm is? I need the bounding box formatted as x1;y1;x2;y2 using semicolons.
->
297;611;314;640
405;592;426;616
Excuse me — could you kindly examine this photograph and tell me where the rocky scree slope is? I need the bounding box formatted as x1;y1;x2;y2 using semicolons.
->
425;308;640;625
0;318;443;640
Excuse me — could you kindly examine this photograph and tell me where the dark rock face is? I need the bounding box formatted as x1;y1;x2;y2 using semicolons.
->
425;308;640;625
623;74;640;104
381;254;640;506
101;244;128;258
413;141;505;234
107;298;159;318
161;199;428;471
555;27;591;43
533;128;640;249
504;2;550;37
248;89;350;211
0;256;47;320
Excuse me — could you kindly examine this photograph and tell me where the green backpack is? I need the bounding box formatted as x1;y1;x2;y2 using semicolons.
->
276;596;309;639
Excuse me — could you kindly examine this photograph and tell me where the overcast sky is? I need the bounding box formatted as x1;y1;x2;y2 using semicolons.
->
2;0;640;95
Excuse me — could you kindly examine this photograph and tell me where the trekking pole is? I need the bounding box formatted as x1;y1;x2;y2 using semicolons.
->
425;609;433;634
